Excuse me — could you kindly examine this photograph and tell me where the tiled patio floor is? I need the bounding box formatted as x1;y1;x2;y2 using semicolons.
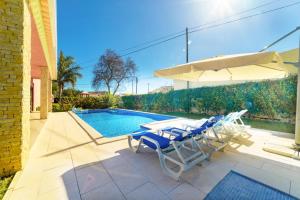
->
4;112;300;200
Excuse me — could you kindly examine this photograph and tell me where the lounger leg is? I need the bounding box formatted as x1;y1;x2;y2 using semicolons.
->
128;135;142;153
156;149;183;181
203;129;229;153
191;137;210;161
212;127;221;142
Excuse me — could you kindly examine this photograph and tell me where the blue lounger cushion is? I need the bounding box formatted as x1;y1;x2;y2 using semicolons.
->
211;115;224;122
132;131;170;149
162;120;210;139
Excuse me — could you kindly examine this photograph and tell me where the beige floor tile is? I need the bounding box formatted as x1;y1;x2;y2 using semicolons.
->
168;183;206;200
262;162;300;182
135;159;182;194
200;158;235;179
101;154;128;169
9;186;39;200
8;112;300;200
95;140;129;153
292;165;300;173
76;162;112;194
71;147;100;168
37;184;81;200
220;151;264;169
181;166;226;194
126;182;169;200
81;182;125;200
106;163;149;194
38;165;76;194
12;167;43;191
290;180;300;199
233;163;291;194
39;151;73;170
263;158;295;170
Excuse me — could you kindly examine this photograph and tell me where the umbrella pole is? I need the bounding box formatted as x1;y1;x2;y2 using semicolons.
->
263;27;300;158
295;35;300;146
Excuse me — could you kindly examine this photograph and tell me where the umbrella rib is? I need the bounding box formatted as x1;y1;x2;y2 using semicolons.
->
255;64;286;72
284;61;299;65
226;68;233;80
198;71;205;81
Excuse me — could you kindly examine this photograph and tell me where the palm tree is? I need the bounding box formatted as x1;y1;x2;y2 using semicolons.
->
56;51;82;101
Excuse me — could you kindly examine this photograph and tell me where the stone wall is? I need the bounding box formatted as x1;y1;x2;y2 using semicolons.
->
0;0;31;176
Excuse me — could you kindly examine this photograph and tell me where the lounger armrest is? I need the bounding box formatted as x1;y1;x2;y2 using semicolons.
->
167;128;186;133
160;127;182;132
140;135;161;149
163;128;189;138
183;125;198;130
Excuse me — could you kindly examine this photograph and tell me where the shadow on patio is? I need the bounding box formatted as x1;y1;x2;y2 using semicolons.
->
61;138;300;200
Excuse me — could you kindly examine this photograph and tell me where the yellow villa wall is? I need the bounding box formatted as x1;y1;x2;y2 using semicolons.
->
0;0;31;176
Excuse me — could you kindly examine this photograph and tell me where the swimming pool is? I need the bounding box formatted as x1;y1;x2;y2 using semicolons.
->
74;109;176;137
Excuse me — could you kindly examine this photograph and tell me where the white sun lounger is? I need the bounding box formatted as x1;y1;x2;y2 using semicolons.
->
128;125;210;180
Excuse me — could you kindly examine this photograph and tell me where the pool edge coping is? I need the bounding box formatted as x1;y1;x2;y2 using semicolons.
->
68;111;128;145
70;109;293;139
72;108;183;135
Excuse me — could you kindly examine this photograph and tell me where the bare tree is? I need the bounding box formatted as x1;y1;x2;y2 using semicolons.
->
92;49;136;95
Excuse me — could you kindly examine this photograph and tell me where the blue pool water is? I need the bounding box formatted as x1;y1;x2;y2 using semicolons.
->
75;109;175;137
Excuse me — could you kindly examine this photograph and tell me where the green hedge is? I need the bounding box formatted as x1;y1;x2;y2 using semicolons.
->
121;76;297;122
53;95;120;112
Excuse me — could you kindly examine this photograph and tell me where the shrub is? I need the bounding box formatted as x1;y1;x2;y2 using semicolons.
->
122;95;138;109
121;76;297;122
61;95;120;111
52;103;61;112
108;94;120;108
61;103;73;111
52;95;121;110
52;103;72;112
0;175;14;199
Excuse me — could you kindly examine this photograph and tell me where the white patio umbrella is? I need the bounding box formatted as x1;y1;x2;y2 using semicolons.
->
154;50;297;82
154;48;299;147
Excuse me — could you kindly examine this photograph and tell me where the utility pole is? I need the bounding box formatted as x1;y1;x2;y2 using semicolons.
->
135;77;138;94
131;78;134;94
186;27;190;89
295;29;300;146
147;83;150;94
186;27;189;63
186;27;191;113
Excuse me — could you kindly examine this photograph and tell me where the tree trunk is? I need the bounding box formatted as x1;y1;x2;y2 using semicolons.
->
106;82;111;94
58;84;61;101
107;84;110;94
113;82;121;96
58;84;63;103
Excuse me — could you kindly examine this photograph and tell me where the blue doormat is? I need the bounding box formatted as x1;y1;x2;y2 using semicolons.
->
204;170;298;200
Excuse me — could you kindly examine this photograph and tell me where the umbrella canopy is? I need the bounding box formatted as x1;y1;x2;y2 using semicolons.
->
154;49;298;82
154;47;300;149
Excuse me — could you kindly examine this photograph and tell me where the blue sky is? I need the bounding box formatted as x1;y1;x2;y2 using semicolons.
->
57;0;300;94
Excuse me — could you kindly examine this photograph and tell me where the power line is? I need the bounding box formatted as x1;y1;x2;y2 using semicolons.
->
76;30;185;66
120;32;185;57
118;30;186;53
189;0;285;31
120;1;300;57
120;0;286;56
78;0;300;68
189;1;300;34
78;1;284;66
